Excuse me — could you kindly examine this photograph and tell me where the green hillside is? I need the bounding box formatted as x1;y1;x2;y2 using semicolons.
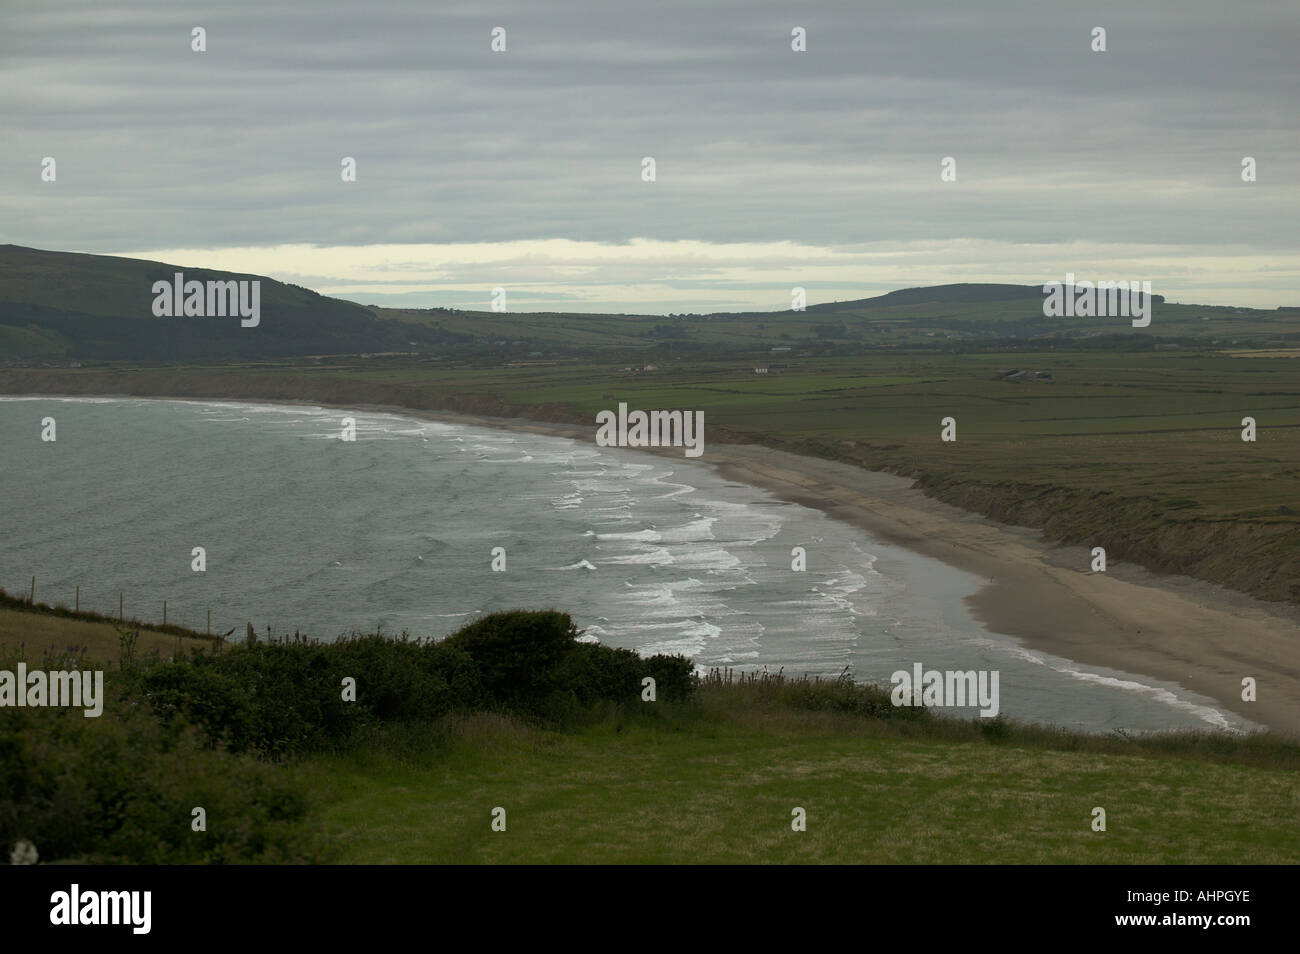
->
0;245;466;361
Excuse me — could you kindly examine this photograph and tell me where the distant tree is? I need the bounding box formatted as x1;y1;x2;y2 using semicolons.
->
646;323;687;339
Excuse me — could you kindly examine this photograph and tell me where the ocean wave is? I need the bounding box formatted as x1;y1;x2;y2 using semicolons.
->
555;560;598;571
670;547;743;570
996;644;1243;732
596;528;661;542
603;546;675;566
657;517;716;543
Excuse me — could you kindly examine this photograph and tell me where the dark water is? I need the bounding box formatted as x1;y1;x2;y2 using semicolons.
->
0;397;1253;733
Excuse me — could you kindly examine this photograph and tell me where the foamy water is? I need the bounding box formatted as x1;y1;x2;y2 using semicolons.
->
0;396;1257;733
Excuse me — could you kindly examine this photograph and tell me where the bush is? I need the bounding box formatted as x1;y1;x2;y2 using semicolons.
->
118;612;694;756
0;678;323;864
135;635;484;757
137;645;360;757
448;612;696;713
639;652;696;702
327;635;484;723
441;610;579;710
553;641;644;705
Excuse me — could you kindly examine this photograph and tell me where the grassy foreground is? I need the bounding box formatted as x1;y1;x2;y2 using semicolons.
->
300;692;1300;865
4;602;1299;864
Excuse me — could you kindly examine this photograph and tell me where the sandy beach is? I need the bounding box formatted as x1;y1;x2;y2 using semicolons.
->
369;404;1300;738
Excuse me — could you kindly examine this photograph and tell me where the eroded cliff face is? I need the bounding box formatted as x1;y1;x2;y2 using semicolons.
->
911;477;1300;605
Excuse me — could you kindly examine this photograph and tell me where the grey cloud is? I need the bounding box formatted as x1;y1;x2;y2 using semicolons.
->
1;0;1296;279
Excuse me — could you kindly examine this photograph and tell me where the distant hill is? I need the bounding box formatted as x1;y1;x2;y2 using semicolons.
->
809;282;1165;311
0;245;465;362
0;245;1275;363
808;283;1047;311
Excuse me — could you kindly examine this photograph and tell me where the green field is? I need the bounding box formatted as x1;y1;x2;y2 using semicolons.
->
302;700;1300;864
370;295;1299;354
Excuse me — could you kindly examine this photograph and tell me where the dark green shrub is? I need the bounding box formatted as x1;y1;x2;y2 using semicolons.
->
441;610;579;710
0;678;323;864
979;714;1012;742
138;644;363;757
328;635;484;723
136;635;484;757
554;642;644;704
640;653;696;702
117;612;693;755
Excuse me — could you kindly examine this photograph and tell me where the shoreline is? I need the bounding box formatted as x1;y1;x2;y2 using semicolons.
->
10;392;1300;737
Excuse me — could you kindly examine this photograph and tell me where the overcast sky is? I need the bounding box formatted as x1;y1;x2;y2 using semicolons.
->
3;0;1297;311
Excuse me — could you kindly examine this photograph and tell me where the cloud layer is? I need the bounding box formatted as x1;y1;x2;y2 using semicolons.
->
4;0;1297;309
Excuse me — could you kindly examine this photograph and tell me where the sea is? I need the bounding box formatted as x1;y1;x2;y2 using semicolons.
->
0;396;1256;733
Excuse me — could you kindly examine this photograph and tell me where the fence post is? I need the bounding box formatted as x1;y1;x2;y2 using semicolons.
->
30;575;35;604
119;592;123;621
75;585;79;613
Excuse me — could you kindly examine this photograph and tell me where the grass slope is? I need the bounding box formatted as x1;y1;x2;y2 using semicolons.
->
302;702;1300;864
0;590;219;662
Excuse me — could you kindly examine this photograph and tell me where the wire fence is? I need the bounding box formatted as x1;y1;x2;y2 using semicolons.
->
3;574;229;641
3;576;339;649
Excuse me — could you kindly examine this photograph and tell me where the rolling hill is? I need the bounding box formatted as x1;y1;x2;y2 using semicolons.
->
0;245;466;362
